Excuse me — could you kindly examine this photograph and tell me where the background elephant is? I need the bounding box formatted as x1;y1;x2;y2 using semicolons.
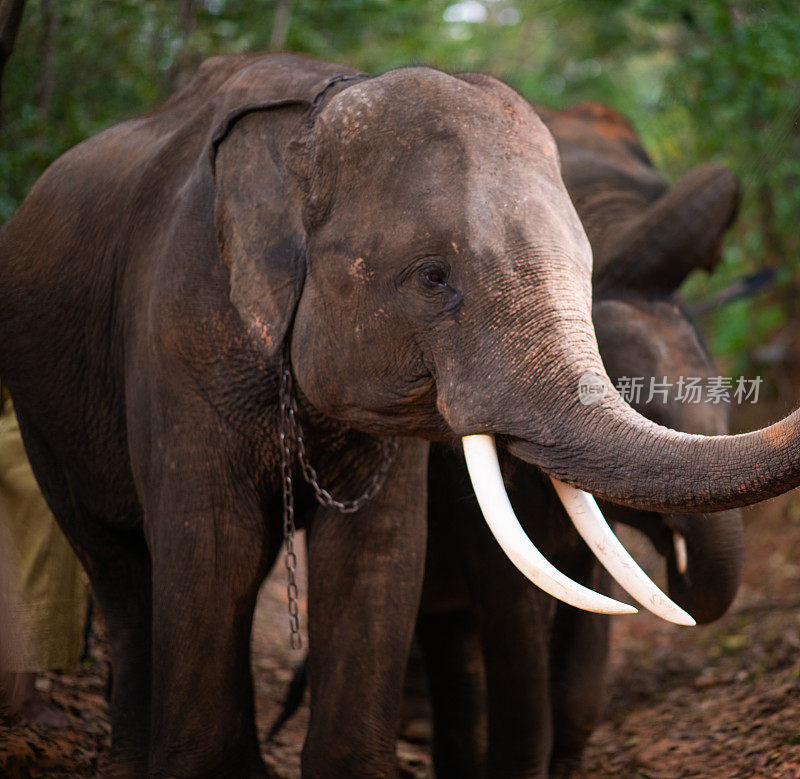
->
415;102;744;777
1;53;799;779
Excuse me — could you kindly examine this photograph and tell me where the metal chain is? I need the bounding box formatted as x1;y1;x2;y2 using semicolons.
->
278;354;399;648
279;370;303;650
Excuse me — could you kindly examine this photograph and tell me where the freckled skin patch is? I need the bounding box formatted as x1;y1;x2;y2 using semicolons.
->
348;256;372;282
245;313;274;350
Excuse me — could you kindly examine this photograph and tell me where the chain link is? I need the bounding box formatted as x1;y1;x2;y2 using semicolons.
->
278;353;399;648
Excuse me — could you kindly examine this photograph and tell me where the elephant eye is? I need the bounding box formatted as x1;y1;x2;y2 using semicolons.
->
398;257;460;311
419;262;451;290
424;269;447;287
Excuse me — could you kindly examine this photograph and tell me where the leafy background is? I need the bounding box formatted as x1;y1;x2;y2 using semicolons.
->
2;0;799;382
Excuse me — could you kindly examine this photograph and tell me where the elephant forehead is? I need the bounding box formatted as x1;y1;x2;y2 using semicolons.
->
320;143;588;276
320;67;559;168
312;70;590;273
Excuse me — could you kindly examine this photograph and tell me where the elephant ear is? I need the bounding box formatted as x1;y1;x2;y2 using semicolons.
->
211;100;311;358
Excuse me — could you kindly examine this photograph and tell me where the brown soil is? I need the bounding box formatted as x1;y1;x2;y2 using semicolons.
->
581;492;800;779
3;485;800;778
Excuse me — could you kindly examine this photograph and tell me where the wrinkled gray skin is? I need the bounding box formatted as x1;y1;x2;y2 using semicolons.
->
1;54;798;778
416;103;744;777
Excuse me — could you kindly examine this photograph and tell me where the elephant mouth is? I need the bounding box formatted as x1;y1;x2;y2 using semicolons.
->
461;434;696;626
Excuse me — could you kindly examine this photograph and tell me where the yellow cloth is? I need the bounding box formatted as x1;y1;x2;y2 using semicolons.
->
0;386;86;673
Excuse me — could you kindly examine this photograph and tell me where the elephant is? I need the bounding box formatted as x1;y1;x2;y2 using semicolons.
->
1;53;799;778
414;102;746;777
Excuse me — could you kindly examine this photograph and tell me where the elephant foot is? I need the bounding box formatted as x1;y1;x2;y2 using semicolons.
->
147;747;268;779
549;755;584;779
101;756;148;779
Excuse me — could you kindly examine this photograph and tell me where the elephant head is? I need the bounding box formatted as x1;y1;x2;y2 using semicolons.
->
213;68;799;621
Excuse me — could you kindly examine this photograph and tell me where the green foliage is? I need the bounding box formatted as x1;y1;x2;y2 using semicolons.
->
2;0;799;372
646;0;800;375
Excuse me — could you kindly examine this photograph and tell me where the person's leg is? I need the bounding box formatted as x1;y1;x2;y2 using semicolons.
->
0;395;85;728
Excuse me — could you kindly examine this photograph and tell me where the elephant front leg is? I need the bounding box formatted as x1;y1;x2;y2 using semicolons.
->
479;588;554;779
456;492;555;778
302;439;428;779
145;480;273;778
416;610;486;779
548;561;612;777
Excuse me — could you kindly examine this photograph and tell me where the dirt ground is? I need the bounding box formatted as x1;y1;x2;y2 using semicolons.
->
2;485;800;777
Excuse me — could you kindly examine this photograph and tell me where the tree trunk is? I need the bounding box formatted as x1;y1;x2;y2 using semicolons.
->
0;0;27;121
166;0;198;92
178;0;197;37
34;0;59;119
269;0;294;51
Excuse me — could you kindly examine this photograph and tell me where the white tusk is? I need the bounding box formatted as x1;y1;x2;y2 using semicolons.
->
462;434;637;616
550;477;696;626
673;531;688;575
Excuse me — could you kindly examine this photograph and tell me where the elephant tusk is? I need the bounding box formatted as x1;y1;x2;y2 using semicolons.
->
462;434;638;616
673;531;688;575
550;478;696;626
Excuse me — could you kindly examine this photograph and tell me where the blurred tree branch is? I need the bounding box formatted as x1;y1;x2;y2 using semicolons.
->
179;0;197;39
167;0;199;91
269;0;294;51
34;0;59;118
0;0;26;121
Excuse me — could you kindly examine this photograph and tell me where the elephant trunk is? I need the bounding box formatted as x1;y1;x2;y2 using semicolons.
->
596;164;740;291
505;380;800;514
665;509;744;624
470;256;800;514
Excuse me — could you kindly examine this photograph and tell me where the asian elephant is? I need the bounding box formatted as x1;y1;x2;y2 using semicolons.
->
1;54;799;778
415;103;745;777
